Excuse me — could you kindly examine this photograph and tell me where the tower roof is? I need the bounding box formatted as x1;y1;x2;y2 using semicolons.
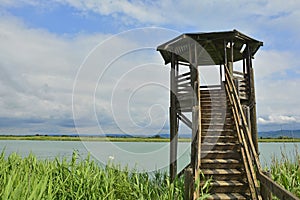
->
157;29;263;65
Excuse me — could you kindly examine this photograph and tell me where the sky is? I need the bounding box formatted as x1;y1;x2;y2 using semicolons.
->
0;0;300;136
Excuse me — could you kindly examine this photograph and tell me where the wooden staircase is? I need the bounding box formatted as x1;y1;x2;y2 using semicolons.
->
200;88;251;200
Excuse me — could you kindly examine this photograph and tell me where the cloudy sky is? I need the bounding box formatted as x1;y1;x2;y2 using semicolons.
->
0;0;300;135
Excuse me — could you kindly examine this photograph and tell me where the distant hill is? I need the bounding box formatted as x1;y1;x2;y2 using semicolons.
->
6;129;300;139
159;130;300;139
258;129;300;139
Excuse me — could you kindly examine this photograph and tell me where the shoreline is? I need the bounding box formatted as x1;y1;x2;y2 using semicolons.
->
0;135;300;143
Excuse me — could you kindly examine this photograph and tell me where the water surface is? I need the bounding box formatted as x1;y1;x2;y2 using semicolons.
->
0;140;298;172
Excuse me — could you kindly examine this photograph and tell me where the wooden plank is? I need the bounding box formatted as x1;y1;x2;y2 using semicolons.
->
176;71;191;79
176;76;191;84
177;82;192;88
260;171;272;200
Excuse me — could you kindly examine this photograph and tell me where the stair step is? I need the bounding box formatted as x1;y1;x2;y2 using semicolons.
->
207;193;249;200
202;158;240;164
202;130;235;134
202;135;237;143
201;168;245;180
202;117;233;123
202;168;243;175
209;180;249;193
201;150;240;159
201;100;229;103
200;92;226;96
201;143;240;151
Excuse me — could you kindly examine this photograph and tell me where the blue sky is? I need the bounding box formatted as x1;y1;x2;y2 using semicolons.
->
0;0;300;135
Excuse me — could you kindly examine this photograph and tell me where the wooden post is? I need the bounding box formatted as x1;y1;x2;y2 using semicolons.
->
229;40;234;75
184;167;194;200
170;52;178;182
190;43;201;199
249;68;259;152
261;171;272;200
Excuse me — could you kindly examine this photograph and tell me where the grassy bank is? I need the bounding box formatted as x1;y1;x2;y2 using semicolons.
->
0;135;190;142
1;135;300;143
0;150;299;199
0;151;183;199
0;151;210;200
259;138;300;143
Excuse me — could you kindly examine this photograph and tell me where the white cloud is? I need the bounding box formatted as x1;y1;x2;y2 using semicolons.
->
254;50;299;78
0;15;110;132
258;115;297;125
1;0;300;133
0;14;179;134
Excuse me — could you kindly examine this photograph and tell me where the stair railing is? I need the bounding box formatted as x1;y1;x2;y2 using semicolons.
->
224;67;261;200
224;67;300;200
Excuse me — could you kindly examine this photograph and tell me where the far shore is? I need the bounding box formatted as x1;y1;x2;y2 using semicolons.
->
0;135;300;143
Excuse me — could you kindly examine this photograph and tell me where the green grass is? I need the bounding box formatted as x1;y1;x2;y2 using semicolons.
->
268;147;300;198
0;151;210;200
258;138;300;143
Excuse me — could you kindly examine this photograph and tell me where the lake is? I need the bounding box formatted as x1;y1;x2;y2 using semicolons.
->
0;140;298;173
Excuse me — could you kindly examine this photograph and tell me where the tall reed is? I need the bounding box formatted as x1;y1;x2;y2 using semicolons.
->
0;151;210;199
269;146;300;197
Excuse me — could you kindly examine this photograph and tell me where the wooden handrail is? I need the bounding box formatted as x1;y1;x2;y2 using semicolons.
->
225;67;300;200
224;68;261;200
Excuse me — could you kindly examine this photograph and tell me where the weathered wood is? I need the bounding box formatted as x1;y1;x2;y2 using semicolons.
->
189;43;201;200
184;167;194;200
176;76;191;84
260;171;272;200
225;69;262;199
176;71;191;79
169;52;178;182
250;68;259;152
177;82;192;88
225;83;258;200
191;105;200;199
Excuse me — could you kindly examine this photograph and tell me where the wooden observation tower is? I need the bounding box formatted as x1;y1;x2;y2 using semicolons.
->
157;30;299;200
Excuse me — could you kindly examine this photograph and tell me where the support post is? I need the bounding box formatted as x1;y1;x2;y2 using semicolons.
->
190;43;201;199
184;167;194;200
249;68;259;152
169;52;178;182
